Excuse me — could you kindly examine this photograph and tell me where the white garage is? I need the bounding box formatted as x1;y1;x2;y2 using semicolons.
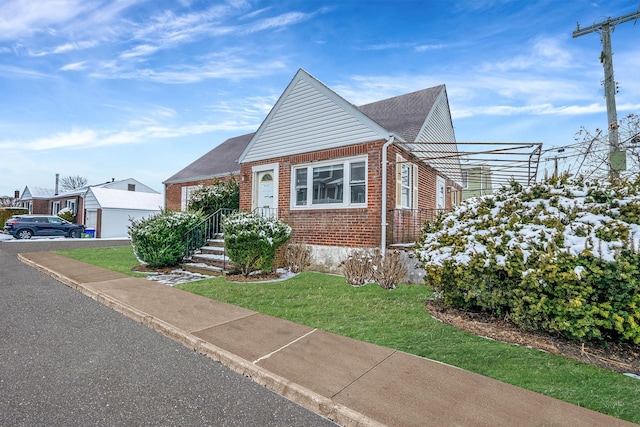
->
84;187;164;238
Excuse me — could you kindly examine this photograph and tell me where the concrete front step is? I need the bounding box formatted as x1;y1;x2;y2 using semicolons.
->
191;252;232;269
181;262;227;276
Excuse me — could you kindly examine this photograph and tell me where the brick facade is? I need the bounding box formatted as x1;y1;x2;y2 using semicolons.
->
239;140;460;249
165;174;239;211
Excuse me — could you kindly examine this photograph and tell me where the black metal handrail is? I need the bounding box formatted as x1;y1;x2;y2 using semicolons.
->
184;208;237;261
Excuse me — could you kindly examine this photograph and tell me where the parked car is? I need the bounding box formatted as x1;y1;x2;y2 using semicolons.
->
3;215;85;239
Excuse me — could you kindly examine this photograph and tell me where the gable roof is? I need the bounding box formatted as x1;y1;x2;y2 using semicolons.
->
238;69;458;174
164;133;254;185
19;186;55;200
86;187;164;210
357;85;444;143
239;69;392;164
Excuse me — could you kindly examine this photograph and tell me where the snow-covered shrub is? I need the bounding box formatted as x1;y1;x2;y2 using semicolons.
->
416;175;640;344
128;210;204;268
222;212;291;276
57;208;76;223
187;177;239;216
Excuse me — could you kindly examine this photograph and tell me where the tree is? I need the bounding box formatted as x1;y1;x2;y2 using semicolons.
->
0;194;19;207
60;175;88;192
575;113;640;180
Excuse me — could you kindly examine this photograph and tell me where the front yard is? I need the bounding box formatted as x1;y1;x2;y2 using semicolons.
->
55;245;640;424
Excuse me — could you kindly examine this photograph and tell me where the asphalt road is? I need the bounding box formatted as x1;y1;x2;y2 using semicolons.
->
0;239;336;426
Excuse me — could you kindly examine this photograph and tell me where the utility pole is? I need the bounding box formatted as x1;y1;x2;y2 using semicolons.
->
573;10;640;178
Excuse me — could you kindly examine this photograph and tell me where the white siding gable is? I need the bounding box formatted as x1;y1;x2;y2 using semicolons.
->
411;89;462;183
240;69;389;163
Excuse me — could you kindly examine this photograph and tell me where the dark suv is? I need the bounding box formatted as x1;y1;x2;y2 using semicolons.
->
3;215;85;239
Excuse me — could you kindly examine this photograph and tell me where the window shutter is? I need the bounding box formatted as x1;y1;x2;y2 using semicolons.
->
395;154;403;208
412;164;419;209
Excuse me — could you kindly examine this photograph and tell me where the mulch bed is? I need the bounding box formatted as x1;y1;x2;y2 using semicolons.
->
425;299;640;375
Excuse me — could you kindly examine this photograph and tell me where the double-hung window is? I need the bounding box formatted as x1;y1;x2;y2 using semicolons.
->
293;157;367;208
66;200;77;215
396;154;418;209
181;185;201;211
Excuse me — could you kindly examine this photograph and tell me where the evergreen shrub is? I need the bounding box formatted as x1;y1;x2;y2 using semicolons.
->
416;175;640;344
187;178;239;216
128;210;203;267
222;212;291;276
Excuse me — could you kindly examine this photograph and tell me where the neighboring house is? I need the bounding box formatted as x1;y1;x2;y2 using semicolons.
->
164;133;253;211
461;165;493;200
17;178;162;238
84;186;164;238
237;69;462;272
17;186;56;214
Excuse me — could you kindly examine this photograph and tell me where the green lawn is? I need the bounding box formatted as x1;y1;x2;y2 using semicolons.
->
55;245;640;424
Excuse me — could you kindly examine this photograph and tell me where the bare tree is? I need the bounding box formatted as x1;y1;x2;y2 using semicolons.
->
60;175;88;192
0;194;18;207
574;114;640;180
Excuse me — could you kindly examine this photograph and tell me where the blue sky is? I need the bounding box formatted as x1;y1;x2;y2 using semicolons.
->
1;0;639;198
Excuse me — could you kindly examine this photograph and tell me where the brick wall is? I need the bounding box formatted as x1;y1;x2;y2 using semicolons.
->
165;174;239;211
239;140;462;249
240;140;386;248
31;199;50;214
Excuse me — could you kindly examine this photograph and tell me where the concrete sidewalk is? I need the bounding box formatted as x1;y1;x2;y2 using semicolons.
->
18;252;636;427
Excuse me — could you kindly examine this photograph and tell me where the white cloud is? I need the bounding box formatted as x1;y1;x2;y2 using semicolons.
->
60;61;88;71
0;0;93;40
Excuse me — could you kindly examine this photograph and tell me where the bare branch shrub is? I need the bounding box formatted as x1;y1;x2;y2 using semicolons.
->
342;249;408;289
371;250;408;290
341;250;374;286
285;243;312;273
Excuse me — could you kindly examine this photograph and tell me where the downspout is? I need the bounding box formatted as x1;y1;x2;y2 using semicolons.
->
380;135;395;255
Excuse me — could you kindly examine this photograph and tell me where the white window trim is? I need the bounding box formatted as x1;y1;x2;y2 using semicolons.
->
290;156;367;210
181;185;202;211
252;163;279;211
396;154;418;210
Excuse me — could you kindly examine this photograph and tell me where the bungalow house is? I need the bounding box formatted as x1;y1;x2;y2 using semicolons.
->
237;69;461;272
17;178;162;238
461;164;493;200
17;186;56;214
164;133;253;211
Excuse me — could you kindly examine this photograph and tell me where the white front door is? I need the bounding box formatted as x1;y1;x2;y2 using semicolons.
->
436;176;446;210
256;170;275;216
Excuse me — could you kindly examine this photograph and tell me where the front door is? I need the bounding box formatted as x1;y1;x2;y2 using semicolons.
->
256;170;275;216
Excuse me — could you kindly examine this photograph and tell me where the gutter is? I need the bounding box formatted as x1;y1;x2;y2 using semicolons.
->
380;135;395;254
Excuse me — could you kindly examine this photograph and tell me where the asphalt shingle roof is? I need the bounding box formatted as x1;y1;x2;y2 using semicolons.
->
164;133;254;184
357;85;444;143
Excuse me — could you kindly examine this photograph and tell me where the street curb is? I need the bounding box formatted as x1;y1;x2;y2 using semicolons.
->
18;254;384;427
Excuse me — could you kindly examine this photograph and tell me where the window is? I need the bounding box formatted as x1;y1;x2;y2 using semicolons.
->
396;154;418;209
461;171;468;189
128;184;136;191
292;157;366;208
181;185;201;211
51;201;60;215
65;200;76;215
